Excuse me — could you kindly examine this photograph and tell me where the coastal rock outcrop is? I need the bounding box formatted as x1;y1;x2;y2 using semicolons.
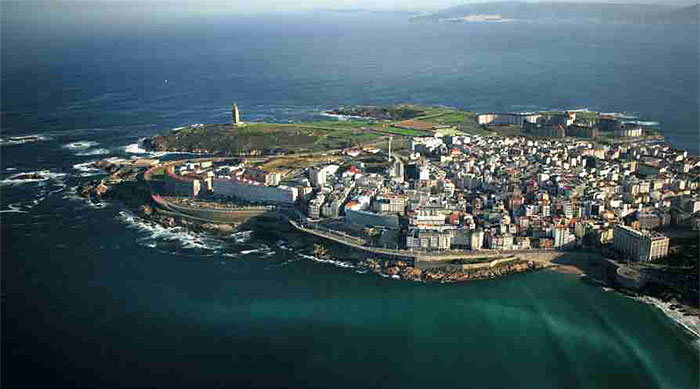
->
366;258;545;283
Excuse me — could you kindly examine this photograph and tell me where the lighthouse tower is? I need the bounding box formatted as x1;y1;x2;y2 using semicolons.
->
232;103;241;126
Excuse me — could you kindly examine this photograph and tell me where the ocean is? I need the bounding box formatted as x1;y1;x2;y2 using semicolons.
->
1;11;698;388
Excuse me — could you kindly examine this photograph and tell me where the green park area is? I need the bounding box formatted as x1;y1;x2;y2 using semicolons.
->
151;122;383;155
148;105;487;155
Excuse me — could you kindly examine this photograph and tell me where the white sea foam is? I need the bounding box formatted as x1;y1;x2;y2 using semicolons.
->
297;252;356;269
117;210;224;253
172;124;203;132
88;200;108;209
64;141;99;150
0;135;49;146
1;171;67;186
46;181;68;196
0;203;28;213
122;140;203;158
238;244;276;257
321;112;366;121
636;296;700;339
276;240;293;251
62;185;84;202
124;142;148;154
72;161;103;176
231;230;253;244
75;148;111;156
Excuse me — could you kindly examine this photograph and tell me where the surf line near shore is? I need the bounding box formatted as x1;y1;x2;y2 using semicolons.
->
636;296;700;339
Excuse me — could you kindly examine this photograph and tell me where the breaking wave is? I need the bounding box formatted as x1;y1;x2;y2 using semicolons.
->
230;230;253;244
124;141;148;154
63;141;99;150
72;161;103;177
0;203;28;213
276;240;293;251
297;252;356;269
75;148;111;156
321;112;367;121
0;170;67;186
117;210;225;253
635;296;700;339
122;140;204;158
0;135;49;146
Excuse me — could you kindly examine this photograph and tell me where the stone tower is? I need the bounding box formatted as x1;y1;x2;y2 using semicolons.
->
232;103;240;126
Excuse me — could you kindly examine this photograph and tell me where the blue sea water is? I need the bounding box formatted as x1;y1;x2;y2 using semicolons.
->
1;11;699;388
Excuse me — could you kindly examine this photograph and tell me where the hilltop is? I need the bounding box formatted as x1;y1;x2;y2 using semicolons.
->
144;105;486;155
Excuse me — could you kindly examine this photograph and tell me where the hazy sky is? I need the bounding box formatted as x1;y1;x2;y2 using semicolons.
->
2;0;695;27
5;0;695;14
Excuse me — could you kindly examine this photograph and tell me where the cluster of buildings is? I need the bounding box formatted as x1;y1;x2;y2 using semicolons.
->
478;111;648;140
163;161;298;204
159;106;698;263
300;131;700;262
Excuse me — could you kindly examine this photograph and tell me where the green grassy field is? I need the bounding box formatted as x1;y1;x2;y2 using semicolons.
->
488;125;522;137
414;109;490;135
151;105;498;155
155;122;387;154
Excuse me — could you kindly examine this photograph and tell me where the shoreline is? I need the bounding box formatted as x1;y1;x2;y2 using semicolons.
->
545;259;699;340
552;264;700;340
636;295;700;339
80;122;700;341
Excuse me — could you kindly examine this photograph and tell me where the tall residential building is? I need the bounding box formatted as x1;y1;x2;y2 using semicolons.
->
613;225;669;262
470;229;484;250
307;194;325;219
390;159;404;182
374;195;406;214
310;168;326;188
553;226;575;249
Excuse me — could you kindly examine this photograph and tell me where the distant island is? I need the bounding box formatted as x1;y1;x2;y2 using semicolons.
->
413;1;700;24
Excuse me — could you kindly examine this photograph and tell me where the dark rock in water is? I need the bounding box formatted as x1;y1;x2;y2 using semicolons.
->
78;182;94;198
139;204;153;216
94;183;109;197
368;258;545;283
9;173;45;180
77;180;110;199
201;223;235;234
162;217;176;228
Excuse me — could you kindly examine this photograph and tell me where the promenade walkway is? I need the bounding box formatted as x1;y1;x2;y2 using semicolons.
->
288;219;561;263
288;220;417;259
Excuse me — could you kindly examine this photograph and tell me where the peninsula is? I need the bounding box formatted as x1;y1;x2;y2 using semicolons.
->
79;104;699;330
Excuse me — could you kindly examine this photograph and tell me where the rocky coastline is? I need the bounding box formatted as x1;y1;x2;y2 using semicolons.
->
364;257;548;283
76;157;700;340
76;160;240;235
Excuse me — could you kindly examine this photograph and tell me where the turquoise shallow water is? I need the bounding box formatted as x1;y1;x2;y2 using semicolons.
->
1;11;698;388
2;205;698;388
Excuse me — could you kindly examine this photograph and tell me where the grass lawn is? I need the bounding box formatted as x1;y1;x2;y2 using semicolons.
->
489;125;522;137
153;105;509;155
